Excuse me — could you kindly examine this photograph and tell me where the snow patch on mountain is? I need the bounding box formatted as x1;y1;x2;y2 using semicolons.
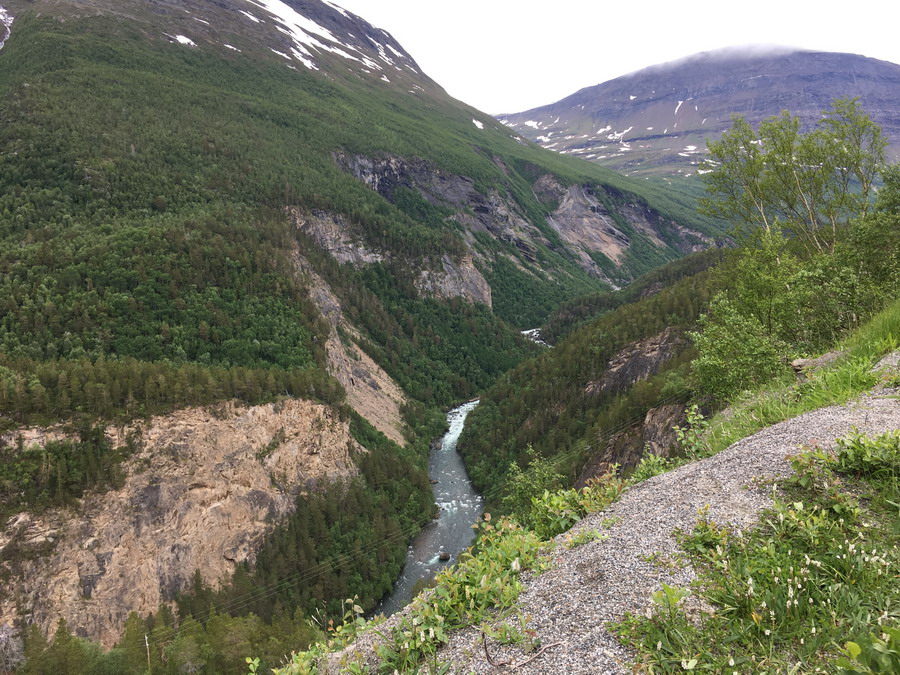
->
291;48;318;70
472;119;484;129
165;33;198;47
245;0;381;71
322;0;350;18
367;36;396;66
0;6;13;51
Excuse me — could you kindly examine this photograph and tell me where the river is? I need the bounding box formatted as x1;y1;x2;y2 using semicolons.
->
377;400;482;616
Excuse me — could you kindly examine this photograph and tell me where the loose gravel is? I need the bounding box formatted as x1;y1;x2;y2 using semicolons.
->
332;362;899;674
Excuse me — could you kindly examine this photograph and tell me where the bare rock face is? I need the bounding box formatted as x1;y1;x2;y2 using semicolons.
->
0;399;360;647
335;152;554;267
534;175;627;281
415;254;492;307
585;327;684;396
576;403;687;487
291;200;493;307
335;152;548;290
293;248;408;445
293;208;384;266
534;174;711;282
576;328;689;485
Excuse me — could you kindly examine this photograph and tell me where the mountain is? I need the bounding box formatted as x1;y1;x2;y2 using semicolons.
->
0;0;727;660
499;48;900;178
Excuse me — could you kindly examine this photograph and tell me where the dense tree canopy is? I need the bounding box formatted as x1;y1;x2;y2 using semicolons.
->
692;102;898;403
699;98;887;254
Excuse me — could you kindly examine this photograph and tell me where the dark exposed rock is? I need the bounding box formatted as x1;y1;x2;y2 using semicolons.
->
333;153;707;286
791;350;845;381
575;403;687;487
585;327;684;396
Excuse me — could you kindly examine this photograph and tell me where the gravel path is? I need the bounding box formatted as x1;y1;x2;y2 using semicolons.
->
332;363;899;674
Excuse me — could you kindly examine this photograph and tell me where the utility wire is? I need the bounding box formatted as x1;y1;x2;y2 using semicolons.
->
148;383;694;647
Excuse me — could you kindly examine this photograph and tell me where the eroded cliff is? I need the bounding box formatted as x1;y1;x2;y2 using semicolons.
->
0;399;359;647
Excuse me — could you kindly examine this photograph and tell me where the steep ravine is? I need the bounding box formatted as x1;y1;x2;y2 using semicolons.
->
292;244;408;445
377;401;483;616
0;399;360;647
331;358;900;672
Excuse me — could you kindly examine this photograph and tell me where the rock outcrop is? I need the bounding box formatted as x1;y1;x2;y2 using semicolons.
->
333;153;706;290
292;202;494;307
334;152;542;290
0;399;360;647
293;208;384;266
575;328;689;484
293;247;408;445
575;403;687;486
415;254;492;307
585;327;684;396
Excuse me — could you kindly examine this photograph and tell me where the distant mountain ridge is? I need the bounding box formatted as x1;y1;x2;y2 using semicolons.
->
499;48;900;178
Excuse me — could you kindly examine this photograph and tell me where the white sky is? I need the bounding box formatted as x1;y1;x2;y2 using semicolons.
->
333;0;900;114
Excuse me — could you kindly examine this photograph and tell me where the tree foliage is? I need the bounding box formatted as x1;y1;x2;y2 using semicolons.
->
692;102;899;404
700;98;887;254
459;263;720;500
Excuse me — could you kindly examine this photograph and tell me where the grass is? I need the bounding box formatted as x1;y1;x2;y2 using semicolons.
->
701;296;900;457
264;300;900;674
610;298;900;673
612;430;900;673
271;473;627;674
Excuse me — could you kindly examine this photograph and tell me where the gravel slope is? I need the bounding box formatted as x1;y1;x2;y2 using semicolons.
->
331;359;899;673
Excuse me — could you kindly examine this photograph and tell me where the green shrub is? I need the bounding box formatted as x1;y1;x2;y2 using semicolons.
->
690;296;789;404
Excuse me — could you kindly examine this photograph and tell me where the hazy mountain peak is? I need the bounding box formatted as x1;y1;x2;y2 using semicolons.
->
500;48;900;178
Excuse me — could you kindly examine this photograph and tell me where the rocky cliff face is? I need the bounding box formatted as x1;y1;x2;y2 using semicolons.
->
292;244;409;445
585;327;684;396
576;327;688;485
576;404;687;487
0;399;359;647
333;153;709;290
501;49;900;177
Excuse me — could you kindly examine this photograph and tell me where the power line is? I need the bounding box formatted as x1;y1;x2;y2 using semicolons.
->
148;383;694;647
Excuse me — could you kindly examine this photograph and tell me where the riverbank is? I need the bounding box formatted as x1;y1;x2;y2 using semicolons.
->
312;358;899;673
377;401;482;616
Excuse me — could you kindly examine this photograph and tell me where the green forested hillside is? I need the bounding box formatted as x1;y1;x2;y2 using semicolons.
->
461;100;899;518
0;5;719;421
0;1;731;670
540;248;724;344
459;261;721;496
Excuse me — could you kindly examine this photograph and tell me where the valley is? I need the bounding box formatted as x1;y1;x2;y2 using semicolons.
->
0;1;897;673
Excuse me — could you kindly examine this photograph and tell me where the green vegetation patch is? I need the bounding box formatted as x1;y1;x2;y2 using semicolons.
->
0;424;131;519
613;430;900;673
